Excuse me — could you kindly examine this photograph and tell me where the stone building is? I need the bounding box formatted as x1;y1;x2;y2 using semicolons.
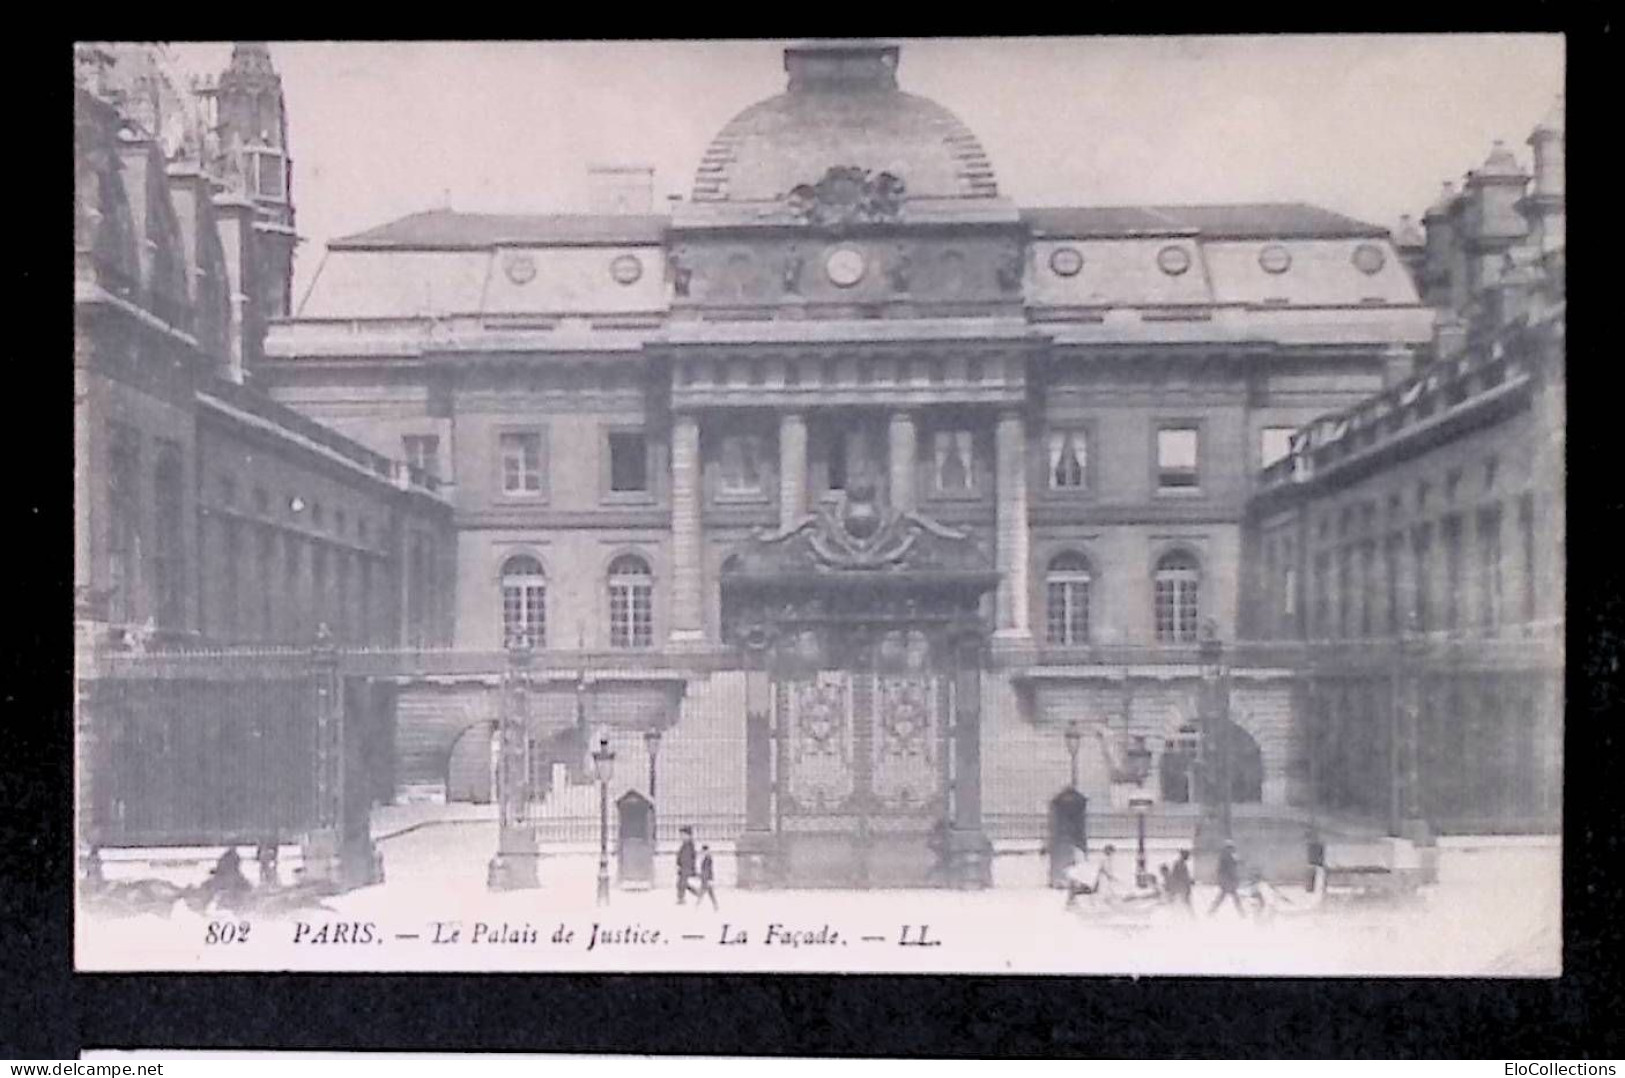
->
73;42;453;652
1245;97;1565;834
256;40;1454;879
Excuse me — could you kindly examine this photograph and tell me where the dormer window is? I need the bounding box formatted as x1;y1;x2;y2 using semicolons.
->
243;144;286;202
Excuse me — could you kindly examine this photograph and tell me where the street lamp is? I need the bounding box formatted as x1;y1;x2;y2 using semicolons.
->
1117;734;1155;887
1063;720;1082;790
1197;619;1232;842
592;735;616;906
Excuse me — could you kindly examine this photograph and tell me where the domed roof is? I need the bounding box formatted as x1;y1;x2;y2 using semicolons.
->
691;41;998;203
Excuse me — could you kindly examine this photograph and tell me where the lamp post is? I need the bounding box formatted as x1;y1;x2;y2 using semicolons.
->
1197;620;1232;842
592;735;616;906
1123;735;1154;886
488;637;538;891
1063;720;1082;790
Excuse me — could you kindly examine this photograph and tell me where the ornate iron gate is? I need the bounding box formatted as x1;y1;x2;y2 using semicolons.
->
723;477;999;888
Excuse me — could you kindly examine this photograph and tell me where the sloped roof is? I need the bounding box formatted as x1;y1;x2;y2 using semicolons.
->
333;210;668;249
1023;203;1388;239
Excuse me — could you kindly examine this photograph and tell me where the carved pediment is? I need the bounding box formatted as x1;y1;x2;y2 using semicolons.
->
742;476;983;575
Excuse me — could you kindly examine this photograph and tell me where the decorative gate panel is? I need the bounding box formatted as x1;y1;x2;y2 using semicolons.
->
785;673;855;808
872;674;944;810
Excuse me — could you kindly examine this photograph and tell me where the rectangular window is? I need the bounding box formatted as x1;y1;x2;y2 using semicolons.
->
1443;514;1463;631
222;518;240;640
107;426;141;623
403;434;440;481
1047;429;1087;490
1314;551;1331;637
284;535;302;642
256;151;285;200
1157;426;1200;491
1479;506;1503;633
257;527;275;639
1337;546;1353;639
312;545;329;635
1520;494;1537;623
500;432;543;495
718;433;765;495
608;432;649;493
152;446;185;630
1385;533;1403;634
1360;540;1376;637
932;430;977;493
1260;426;1296;469
1413;525;1433;633
335;552;351;642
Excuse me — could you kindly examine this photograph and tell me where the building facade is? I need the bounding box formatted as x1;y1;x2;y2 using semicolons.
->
74;42;453;653
76;40;1562;887
1246;99;1565;833
258;40;1464;863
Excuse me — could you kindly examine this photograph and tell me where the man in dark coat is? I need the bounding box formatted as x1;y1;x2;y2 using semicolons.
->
675;826;697;905
1305;828;1326;891
695;845;720;910
1166;848;1195;914
1208;840;1246;917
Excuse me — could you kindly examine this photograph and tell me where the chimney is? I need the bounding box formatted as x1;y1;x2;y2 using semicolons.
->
1528;94;1565;199
587;165;654;215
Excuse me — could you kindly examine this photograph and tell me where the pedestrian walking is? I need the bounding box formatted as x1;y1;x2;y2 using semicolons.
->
675;826;698;904
1166;848;1195;915
1305;827;1326;892
695;844;720;910
1208;840;1246;917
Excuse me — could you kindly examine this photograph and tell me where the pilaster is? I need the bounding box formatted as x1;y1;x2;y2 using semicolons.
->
888;410;917;513
994;408;1031;643
778;411;807;529
669;412;705;645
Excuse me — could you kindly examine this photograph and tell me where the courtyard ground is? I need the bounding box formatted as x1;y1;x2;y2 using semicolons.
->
78;816;1560;976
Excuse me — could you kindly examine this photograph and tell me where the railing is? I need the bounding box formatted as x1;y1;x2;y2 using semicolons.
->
1257;321;1551;493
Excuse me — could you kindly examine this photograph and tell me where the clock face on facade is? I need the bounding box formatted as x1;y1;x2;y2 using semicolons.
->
609;253;643;285
825;246;867;287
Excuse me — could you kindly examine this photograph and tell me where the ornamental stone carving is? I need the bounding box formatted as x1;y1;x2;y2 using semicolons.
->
785;166;906;228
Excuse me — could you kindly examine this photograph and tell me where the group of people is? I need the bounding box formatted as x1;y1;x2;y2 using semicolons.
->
1064;839;1307;920
674;825;719;909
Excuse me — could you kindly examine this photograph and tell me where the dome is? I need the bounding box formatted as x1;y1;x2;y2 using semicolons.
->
691;41;998;203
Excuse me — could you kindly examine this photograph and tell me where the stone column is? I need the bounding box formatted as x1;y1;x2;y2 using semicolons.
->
994;408;1032;642
669;412;705;645
778;411;807;529
888;410;917;513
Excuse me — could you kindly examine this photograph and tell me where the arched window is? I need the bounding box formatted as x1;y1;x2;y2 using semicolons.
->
1045;551;1093;645
607;555;653;649
501;555;546;649
1154;551;1201;644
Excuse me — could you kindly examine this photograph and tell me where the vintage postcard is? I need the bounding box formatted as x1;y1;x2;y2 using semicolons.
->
72;36;1564;975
